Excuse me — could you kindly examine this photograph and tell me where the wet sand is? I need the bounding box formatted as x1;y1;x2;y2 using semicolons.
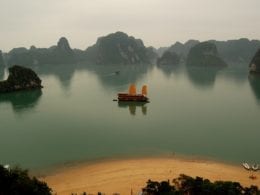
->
42;157;260;195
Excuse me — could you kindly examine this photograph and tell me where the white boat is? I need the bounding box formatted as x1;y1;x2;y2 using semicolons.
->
242;162;251;170
3;164;10;170
252;164;259;171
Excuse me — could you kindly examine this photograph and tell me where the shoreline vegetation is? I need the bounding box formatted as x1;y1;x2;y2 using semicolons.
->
41;156;260;195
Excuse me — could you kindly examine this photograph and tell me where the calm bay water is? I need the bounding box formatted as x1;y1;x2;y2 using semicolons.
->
0;64;260;170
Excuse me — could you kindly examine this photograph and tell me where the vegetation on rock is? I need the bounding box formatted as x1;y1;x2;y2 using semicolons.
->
85;31;155;65
3;35;260;67
159;39;260;64
0;65;42;92
212;38;260;63
249;49;260;73
186;42;227;67
0;50;5;67
0;50;4;80
7;37;76;66
166;40;200;60
157;51;180;66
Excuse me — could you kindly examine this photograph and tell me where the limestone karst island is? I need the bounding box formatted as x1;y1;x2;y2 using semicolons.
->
1;0;260;195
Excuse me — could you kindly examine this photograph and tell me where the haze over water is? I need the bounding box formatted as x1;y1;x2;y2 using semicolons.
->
0;64;259;170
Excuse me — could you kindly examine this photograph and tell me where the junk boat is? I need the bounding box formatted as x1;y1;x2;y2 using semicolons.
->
118;84;149;102
242;162;251;170
252;164;259;171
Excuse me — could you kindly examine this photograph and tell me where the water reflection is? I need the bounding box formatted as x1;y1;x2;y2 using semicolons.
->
36;64;76;90
157;64;183;78
186;67;221;89
0;90;42;113
248;73;260;105
29;63;152;92
217;62;248;83
85;64;152;90
118;101;148;115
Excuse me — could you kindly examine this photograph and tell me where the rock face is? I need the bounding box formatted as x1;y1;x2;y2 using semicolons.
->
0;65;42;93
7;37;76;66
160;38;260;64
85;32;152;65
249;49;260;73
0;50;4;80
157;51;180;66
52;37;75;64
168;40;200;59
212;38;260;63
0;50;5;67
186;42;227;67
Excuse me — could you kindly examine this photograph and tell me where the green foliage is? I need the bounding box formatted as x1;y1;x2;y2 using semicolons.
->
7;37;76;66
142;180;177;195
142;174;259;195
0;50;5;67
167;39;260;63
157;51;180;66
85;31;152;65
213;38;260;63
186;42;227;67
0;165;52;195
0;65;42;93
250;49;260;71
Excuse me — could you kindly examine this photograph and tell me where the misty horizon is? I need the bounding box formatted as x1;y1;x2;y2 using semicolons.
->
1;0;260;52
1;32;260;53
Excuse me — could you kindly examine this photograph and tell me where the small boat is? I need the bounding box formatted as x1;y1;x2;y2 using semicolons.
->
118;84;149;102
252;164;259;171
242;162;251;170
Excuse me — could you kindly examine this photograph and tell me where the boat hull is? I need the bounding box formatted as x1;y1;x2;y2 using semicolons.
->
117;93;149;102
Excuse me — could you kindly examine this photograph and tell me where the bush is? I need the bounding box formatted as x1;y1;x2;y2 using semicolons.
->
142;174;259;195
0;165;52;195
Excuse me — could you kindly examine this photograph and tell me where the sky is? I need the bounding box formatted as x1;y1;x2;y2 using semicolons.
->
0;0;260;52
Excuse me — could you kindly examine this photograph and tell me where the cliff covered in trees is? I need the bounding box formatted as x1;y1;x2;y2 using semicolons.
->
0;65;42;93
249;49;260;73
85;32;155;65
186;42;227;67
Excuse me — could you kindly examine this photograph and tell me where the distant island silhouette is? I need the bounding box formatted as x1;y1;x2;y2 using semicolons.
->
0;32;260;69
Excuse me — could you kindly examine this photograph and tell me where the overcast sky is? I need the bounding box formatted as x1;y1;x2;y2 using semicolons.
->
0;0;260;52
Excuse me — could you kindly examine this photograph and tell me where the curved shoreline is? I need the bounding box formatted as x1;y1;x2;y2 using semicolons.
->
42;156;260;195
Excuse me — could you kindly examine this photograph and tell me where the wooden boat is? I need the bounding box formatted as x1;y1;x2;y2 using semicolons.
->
242;162;251;170
118;84;149;102
252;164;259;171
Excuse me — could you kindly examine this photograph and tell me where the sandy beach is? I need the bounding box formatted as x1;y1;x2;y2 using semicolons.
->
42;157;260;195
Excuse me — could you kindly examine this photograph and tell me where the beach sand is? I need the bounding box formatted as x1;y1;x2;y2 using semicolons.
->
42;157;260;195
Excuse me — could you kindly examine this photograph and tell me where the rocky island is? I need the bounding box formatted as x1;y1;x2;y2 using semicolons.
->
186;42;227;67
0;50;5;67
0;65;42;93
249;49;260;73
7;37;76;66
85;31;155;65
157;51;180;66
0;51;4;79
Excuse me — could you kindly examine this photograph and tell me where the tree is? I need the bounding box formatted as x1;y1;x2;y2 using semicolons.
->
0;165;52;195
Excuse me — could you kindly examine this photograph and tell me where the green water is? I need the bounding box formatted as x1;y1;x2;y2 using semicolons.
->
0;64;260;169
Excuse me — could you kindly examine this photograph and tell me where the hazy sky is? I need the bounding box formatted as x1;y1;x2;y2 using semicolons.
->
0;0;260;52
